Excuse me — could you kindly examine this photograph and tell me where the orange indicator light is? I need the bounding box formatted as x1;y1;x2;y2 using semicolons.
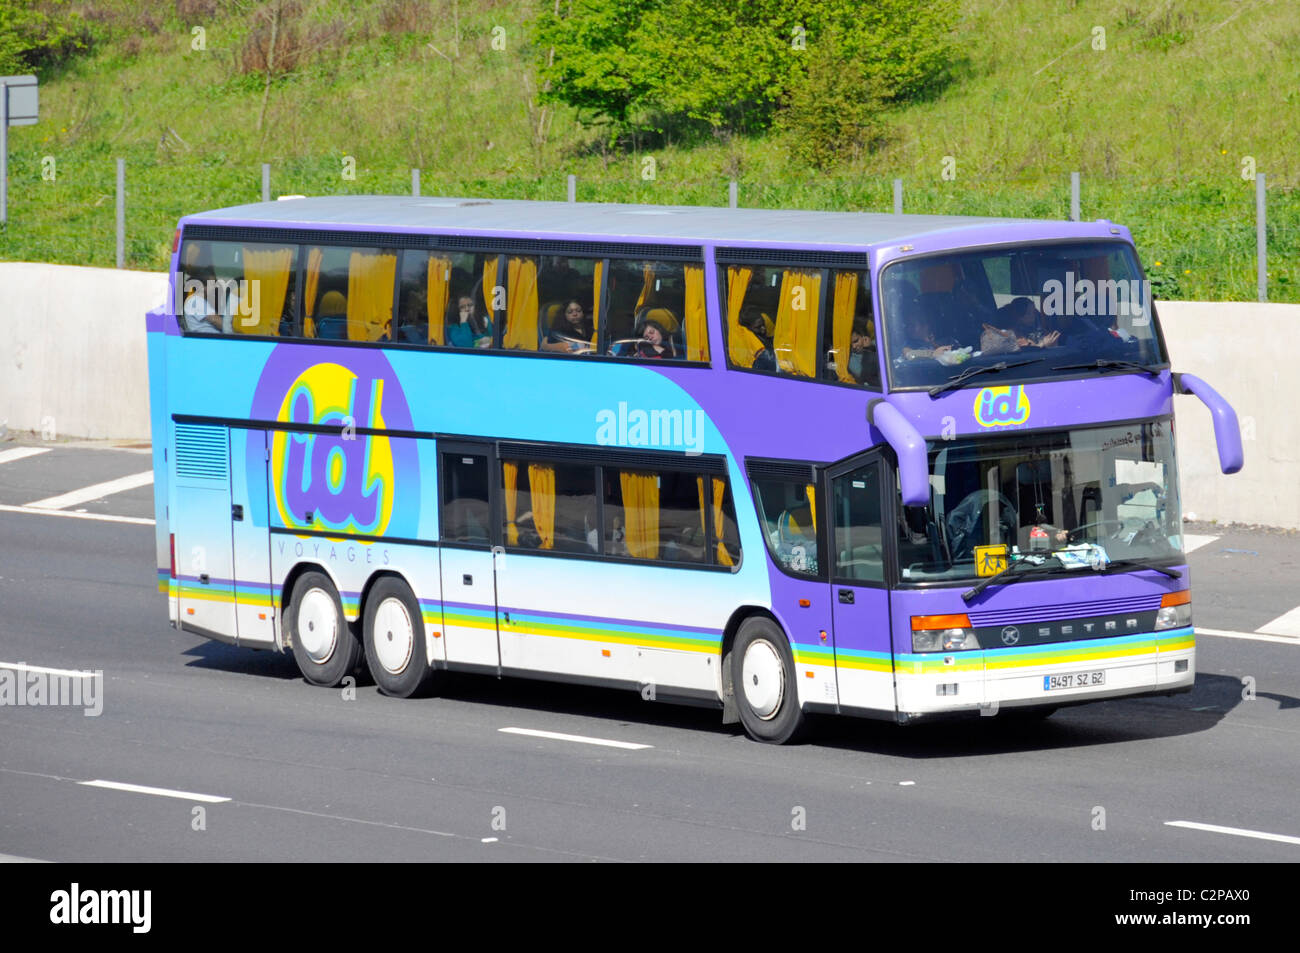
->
911;613;972;630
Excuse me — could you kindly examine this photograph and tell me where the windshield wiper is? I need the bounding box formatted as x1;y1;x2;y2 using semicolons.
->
961;557;1060;603
1099;559;1182;579
1051;359;1163;377
928;359;1038;397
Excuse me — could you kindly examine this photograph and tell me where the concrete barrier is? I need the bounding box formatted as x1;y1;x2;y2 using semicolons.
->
1157;300;1300;530
0;263;1295;527
0;262;165;440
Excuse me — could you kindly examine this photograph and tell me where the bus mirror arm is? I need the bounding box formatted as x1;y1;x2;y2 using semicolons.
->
1172;373;1244;475
868;399;930;507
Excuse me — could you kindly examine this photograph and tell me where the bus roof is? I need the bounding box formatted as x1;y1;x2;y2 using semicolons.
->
185;195;1118;250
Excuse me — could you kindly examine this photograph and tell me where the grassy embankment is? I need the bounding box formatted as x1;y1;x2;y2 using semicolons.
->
1;0;1296;301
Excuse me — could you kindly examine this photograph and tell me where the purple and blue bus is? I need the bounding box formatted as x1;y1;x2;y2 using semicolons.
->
146;196;1242;742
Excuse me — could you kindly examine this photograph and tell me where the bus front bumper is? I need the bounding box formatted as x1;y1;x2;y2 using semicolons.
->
892;627;1196;721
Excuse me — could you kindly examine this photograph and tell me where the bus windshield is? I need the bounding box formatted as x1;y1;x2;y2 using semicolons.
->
881;241;1166;390
896;420;1183;583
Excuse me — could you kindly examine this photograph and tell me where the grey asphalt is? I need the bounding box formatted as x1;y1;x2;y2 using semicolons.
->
1;442;1298;862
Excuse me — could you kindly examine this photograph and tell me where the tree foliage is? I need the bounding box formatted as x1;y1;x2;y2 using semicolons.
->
534;0;958;155
0;0;89;76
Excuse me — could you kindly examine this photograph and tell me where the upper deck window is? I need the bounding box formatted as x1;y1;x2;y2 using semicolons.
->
303;244;400;342
178;240;298;337
604;259;709;362
722;263;879;388
881;241;1166;391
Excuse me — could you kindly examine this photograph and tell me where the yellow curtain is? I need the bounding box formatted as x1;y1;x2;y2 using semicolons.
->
482;257;498;318
805;483;817;532
620;471;659;559
831;271;858;383
303;247;323;338
636;262;655;309
528;463;556;550
502;257;540;350
696;476;707;541
726;266;764;368
684;264;708;362
235;246;292;336
346;251;396;342
590;260;603;348
774;269;821;377
712;477;735;567
427;255;451;346
502;462;519;545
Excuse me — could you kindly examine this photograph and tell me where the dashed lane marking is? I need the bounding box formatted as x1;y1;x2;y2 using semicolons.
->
499;727;652;750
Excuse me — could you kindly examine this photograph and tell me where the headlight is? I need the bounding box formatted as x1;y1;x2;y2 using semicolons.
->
911;615;980;652
1155;591;1192;630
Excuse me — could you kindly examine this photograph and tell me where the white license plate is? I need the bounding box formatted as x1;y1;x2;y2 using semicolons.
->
1044;670;1106;691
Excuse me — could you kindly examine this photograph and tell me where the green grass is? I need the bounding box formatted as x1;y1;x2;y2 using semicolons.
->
1;0;1296;302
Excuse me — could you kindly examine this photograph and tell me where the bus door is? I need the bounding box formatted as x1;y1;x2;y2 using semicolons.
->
437;446;501;670
230;428;275;646
826;454;895;715
172;421;238;642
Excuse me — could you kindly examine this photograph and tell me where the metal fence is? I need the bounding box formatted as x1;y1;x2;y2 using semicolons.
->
0;159;1291;304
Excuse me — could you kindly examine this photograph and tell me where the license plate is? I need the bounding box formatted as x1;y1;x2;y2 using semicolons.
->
1044;670;1106;691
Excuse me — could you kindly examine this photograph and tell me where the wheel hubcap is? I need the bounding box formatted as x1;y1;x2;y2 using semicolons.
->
297;588;338;664
373;597;415;675
741;639;784;720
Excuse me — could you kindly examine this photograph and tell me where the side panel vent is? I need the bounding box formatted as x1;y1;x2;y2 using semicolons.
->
175;423;229;481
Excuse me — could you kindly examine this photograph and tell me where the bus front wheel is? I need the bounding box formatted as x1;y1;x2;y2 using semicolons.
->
732;617;807;744
286;571;361;687
362;577;436;698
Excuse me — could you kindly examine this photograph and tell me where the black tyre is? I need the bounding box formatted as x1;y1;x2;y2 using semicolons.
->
286;571;362;687
731;616;807;744
362;576;436;698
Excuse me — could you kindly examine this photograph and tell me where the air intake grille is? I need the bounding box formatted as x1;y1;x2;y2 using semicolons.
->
967;594;1163;627
175;424;228;480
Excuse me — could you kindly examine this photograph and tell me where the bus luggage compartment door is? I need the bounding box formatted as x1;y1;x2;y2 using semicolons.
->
173;423;238;642
230;429;275;646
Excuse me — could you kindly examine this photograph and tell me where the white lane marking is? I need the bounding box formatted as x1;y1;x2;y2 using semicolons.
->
0;661;98;678
1181;533;1218;554
1165;820;1300;847
498;727;652;750
1257;605;1300;638
1196;626;1300;646
0;447;51;465
26;470;154;510
26;470;153;510
78;779;230;803
0;503;153;525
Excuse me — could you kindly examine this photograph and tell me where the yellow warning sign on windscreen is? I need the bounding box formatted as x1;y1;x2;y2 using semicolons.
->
974;544;1009;577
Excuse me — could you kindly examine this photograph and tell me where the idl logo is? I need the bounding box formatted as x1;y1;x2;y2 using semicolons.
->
250;349;419;540
974;385;1030;427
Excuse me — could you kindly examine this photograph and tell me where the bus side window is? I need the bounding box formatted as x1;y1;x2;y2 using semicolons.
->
751;478;820;577
832;464;883;582
441;453;491;545
501;459;598;554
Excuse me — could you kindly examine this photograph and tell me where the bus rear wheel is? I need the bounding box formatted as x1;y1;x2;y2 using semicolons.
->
286;571;361;687
362;577;436;698
732;617;807;744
